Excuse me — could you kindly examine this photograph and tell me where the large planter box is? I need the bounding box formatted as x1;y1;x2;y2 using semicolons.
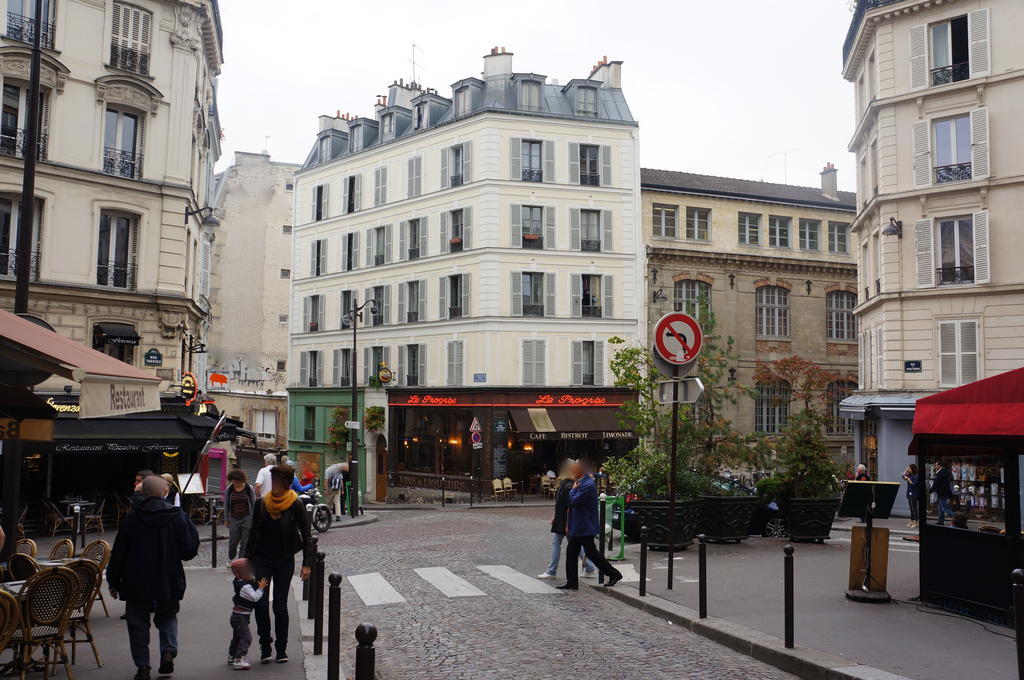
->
700;495;760;543
783;497;841;543
628;499;702;550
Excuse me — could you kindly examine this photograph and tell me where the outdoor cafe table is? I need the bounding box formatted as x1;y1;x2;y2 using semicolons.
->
0;579;25;596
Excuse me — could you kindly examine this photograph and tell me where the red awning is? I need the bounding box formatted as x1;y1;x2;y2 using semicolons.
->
912;366;1024;438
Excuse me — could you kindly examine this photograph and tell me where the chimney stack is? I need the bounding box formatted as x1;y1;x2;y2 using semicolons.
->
820;162;838;200
482;45;514;78
589;57;623;88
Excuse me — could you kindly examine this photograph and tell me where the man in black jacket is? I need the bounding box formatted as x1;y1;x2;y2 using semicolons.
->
108;475;200;680
537;465;596;580
929;460;955;526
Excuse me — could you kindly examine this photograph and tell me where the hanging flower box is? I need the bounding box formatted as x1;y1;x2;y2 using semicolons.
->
449;237;463;245
522;233;541;241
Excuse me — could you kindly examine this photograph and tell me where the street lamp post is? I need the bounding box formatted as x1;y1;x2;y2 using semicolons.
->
344;296;377;518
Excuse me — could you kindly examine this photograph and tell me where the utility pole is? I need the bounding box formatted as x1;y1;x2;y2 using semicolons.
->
346;297;377;517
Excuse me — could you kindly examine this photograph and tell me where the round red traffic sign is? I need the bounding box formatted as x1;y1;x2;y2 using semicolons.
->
653;312;703;365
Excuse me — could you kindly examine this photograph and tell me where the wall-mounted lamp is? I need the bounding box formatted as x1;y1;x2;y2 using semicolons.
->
185;205;220;227
728;367;737;383
652;288;668;303
882;217;903;238
728;273;736;290
805;280;813;295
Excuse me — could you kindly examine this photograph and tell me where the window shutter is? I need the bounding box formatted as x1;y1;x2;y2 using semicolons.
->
544;207;556;248
332;349;341;385
973;210;990;284
417;278;427;321
440;148;449;189
534;340;545;385
968;8;991;79
373;168;381;206
363;347;370;384
511;272;522;316
394;347;404;386
440;211;449;253
463;206;473;249
384;223;393;263
600;145;612;186
364;228;372;267
446;342;455;386
407;158;416;198
875;327;884;388
461;272;470;316
448;341;464;386
909;24;928;91
960;320;979;384
322;184;329;217
316;351;324;387
398;282;406;322
914;219;935;288
343;177;350;213
544;272;556;317
568;143;580;184
462;141;472;183
419;216;428;256
299;351;309;387
571;341;583;386
570;273;582;318
310;187;317;222
399;221;408;261
912;119;931;189
415;156;423;196
353;174;361;210
602;210;613;252
317;294;325;329
594;341;605;386
383;285;391;324
570;209;581;250
603;275;614;318
309;241;317;275
970;107;990;180
383;347;391;373
510;204;522;247
318;240;327;275
543;140;555;182
380;167;388;204
522;340;534;384
199;239;209;294
341;234;349;270
438;275;448;319
303;296;311;328
418;344;427;386
510;137;521;180
362;288;372;322
939;322;958;387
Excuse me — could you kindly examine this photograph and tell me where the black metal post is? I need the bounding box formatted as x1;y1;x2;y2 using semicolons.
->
354;623;377;680
210;498;218;569
302;568;310;601
668;365;679;590
349;459;360;518
72;504;81;550
441;477;445;508
313;551;326;655
469;477;473;508
784;544;794;649
13;0;43;315
598;495;607;585
328;573;343;680
639;526;648;597
698;533;707;619
1013;569;1024;680
307;535;318;620
0;441;23;561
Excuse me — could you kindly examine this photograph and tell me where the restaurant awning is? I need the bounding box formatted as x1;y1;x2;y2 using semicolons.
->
509;407;634;441
0;308;160;418
93;322;141;346
913;366;1024;438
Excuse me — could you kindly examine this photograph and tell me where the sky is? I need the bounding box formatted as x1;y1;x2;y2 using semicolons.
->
215;0;858;191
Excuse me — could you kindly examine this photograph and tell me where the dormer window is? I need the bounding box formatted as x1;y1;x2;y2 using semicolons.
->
381;113;395;141
519;81;541;112
576;87;597;117
349;125;362;153
454;88;470;117
415;103;427;130
318;136;330;163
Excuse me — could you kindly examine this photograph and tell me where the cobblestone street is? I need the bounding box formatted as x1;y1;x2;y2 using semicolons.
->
313;507;795;680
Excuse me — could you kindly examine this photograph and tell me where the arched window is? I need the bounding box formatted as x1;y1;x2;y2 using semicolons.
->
756;286;789;338
827;291;857;341
673;279;711;319
755;381;790;434
827;380;857;435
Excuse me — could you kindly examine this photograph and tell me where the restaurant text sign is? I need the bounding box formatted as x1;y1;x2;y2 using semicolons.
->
79;378;161;419
393;393;623;408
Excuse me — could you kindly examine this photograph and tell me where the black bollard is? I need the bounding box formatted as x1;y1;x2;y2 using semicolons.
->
1013;569;1024;680
313;551;326;655
698;534;707;619
349;459;360;518
210;498;218;569
784;544;794;649
354;623;377;680
328;573;343;680
469;477;474;508
72;505;82;549
639;525;648;597
441;477;445;508
307;536;319;620
598;495;607;585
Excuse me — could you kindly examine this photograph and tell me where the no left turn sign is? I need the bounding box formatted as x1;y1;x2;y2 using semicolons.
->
653;312;703;365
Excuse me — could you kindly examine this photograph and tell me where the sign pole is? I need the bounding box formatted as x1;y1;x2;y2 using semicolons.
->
668;363;678;590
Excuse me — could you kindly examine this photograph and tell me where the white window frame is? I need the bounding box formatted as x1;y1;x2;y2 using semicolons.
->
826;291;857;341
768;215;791;248
685;207;709;241
939;319;979;387
738;212;760;246
799;219;820;250
756;286;789;338
755;382;790;434
652;204;677;238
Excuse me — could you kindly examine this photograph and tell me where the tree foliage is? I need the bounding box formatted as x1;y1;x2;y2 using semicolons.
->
326;406;350;454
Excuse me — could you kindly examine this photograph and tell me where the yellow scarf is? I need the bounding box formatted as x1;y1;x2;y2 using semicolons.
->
263;490;298;515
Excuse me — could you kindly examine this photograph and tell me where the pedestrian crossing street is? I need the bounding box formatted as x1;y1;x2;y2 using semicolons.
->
346;563;644;606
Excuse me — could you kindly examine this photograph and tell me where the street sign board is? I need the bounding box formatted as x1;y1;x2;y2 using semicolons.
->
473;373;487;383
469;417;482;432
180;372;198;405
653;313;703;365
904;360;922;373
345;420;360;429
471;431;483;449
652;345;697;380
657;378;705;405
378;367;394;384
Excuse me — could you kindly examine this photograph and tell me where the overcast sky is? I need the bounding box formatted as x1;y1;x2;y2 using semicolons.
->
216;0;857;191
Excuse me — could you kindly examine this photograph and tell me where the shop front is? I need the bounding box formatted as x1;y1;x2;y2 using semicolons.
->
387;387;637;500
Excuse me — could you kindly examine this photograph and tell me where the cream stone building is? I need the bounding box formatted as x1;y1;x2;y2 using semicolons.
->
841;0;1024;508
0;0;223;383
642;168;858;463
289;49;642;499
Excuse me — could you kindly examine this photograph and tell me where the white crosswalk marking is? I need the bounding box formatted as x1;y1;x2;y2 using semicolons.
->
477;565;561;594
348;572;407;606
414;567;486;598
614;562;643;583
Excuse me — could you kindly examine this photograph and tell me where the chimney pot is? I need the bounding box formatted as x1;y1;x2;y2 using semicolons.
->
820;162;839;200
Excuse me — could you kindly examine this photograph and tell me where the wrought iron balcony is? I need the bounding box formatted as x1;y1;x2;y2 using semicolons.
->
406;374;420;387
935;162;972;184
937;266;975;284
521;168;543;182
875;279;881;295
373;254;385;266
103;147;143;179
581;239;601;252
523;303;544;317
0;249;39;280
370;313;383;326
450;174;464;187
580;173;600;187
449;239;463;253
931;62;969;86
407;247;420;260
581;374;595;386
307;321;320;332
582;304;603;318
96;262;136;289
303;427;316;439
0;128;48;160
406;311;419;323
6;12;55;50
337;377;351;387
110;43;150;76
448;306;462;319
522;234;543;249
844;0;903;64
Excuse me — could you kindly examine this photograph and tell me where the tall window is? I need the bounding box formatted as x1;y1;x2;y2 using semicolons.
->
0;196;41;280
756;286;789;338
755;382;791;434
449;143;464;187
372;225;387;265
318;136;330;163
103;108;142;179
340;290;353;328
826;381;856;435
580;210;600;252
381;113;394;141
652;204;677;238
1;84;49;159
447;275;463;318
373;166;387;206
310;238;326;276
519;81;541;111
936;215;974;284
405;280;422;322
674;280;711;319
344;175;357;213
522;272;545;317
685;207;709;240
522;339;546;386
253;410;277;439
300;351;323;388
521;206;543;249
933;114;972;184
111;2;152;76
405;344;421;386
799;219;820;250
414;102;427;130
303;294;324;332
311;184;328;221
573;340;599;386
348;126;362;153
454;87;470;117
581;275;603;317
449;209;464;252
828;222;849;253
738;212;760;245
407;218;422;260
521;140;542;182
333;348;351;386
939;319;978;387
343;232;357;271
576;87;597;117
768;215;791;248
826;291;857;341
579;145;600;186
369;285;386;326
930;15;969;86
303;406;316;439
6;0;56;49
97;211;136;289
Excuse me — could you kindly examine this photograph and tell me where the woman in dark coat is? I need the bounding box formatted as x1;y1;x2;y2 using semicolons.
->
537;461;596;579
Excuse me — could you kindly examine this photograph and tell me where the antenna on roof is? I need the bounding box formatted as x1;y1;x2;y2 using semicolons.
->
409;42;423;87
768;149;798;184
262;135;270;156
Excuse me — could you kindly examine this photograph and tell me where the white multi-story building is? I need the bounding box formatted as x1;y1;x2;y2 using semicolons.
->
841;0;1024;511
289;49;641;498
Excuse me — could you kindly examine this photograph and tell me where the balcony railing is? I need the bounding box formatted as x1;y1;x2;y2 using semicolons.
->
0;128;47;160
937;266;975;285
307;321;319;332
875;279;881;295
0;249;39;280
449;238;464;253
450;174;464;187
96;262;136;289
6;12;55;50
582;305;603;318
406;374;419;387
103;147;143;180
303;427;316;439
581;374;595;386
337;377;351;387
523;303;544;317
373;254;385;266
110;43;151;76
581;239;601;252
448;306;462;319
521;168;543;182
580;173;600;187
522;234;543;249
931;62;969;87
844;0;903;64
370;313;384;326
407;248;420;260
407;311;419;323
935;163;972;184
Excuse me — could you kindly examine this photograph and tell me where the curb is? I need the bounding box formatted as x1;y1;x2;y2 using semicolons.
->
591;585;911;680
366;502;553;511
293;577;355;680
830;524;917;537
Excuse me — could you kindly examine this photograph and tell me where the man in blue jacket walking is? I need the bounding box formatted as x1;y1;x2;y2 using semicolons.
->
557;460;623;590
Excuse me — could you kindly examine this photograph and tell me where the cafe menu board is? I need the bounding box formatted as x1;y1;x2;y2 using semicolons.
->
492;447;508;479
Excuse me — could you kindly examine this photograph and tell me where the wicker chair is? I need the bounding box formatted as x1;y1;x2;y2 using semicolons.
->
64;559;102;667
9;567;77;680
41;502;74;537
0;588;18;656
112;495;132;527
81;540;112;618
48;539;75;561
84;499;105;534
7;554;38;581
16;506;28;540
14;539;36;558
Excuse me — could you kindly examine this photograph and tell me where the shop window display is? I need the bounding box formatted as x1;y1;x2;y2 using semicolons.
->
924;454;1006;533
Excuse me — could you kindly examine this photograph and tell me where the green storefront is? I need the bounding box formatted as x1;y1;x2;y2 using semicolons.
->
287;386;367;504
